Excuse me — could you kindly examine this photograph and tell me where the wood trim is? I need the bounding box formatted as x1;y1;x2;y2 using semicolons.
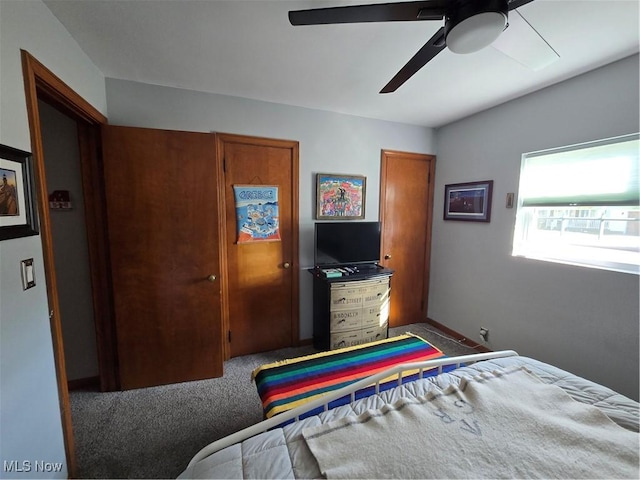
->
21;49;75;478
424;155;436;316
214;134;231;360
379;149;436;318
425;317;492;353
21;50;109;478
21;51;107;125
217;132;300;149
290;141;300;346
76;123;118;392
216;132;300;358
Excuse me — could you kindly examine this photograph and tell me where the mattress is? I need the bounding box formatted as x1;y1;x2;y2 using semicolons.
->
178;356;639;479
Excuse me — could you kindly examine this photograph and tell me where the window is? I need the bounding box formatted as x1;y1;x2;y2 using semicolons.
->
513;133;639;275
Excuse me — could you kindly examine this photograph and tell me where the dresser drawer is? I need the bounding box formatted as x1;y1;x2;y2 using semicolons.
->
360;323;388;344
331;278;389;310
329;322;389;350
361;299;390;328
330;308;363;332
330;329;364;350
331;278;384;292
361;282;390;306
330;288;363;310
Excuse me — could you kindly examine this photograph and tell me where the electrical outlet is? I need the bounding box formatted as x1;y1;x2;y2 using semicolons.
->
479;327;489;342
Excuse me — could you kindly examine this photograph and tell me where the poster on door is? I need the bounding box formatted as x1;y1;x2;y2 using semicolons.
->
233;185;281;243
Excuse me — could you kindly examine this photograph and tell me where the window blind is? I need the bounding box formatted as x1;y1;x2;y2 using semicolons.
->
520;133;639;207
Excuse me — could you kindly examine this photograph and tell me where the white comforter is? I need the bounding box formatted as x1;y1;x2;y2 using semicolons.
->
178;356;639;479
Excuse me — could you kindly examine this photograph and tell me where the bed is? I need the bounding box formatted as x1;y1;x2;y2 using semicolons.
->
179;350;639;479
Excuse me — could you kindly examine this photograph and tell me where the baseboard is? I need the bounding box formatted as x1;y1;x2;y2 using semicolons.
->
425;317;492;353
68;376;100;391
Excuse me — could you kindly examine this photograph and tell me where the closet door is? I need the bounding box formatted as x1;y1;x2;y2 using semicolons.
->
379;150;436;327
217;133;299;357
102;125;223;389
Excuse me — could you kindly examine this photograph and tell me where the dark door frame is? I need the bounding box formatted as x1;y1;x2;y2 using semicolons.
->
21;50;116;477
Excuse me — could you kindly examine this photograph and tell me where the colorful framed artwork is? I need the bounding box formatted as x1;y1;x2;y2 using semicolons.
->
316;173;366;220
443;180;493;222
0;144;39;240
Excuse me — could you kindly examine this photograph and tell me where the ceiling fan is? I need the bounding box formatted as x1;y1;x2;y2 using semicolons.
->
289;0;549;93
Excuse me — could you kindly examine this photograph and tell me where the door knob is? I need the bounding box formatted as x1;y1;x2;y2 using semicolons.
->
283;262;291;269
384;254;391;260
207;274;217;282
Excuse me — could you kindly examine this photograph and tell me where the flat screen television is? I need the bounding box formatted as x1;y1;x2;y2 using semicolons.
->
314;221;381;267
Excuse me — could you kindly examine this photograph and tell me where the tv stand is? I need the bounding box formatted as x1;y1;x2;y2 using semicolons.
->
314;263;386;280
353;263;382;274
309;266;394;350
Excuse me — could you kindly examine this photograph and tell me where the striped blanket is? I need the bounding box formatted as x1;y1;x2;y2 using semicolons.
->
252;334;449;420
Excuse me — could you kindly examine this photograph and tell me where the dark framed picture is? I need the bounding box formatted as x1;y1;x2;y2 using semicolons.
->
0;144;39;240
444;180;493;222
316;173;366;220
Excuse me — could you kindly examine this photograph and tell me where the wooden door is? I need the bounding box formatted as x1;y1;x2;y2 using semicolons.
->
217;133;299;358
379;150;436;327
101;125;223;389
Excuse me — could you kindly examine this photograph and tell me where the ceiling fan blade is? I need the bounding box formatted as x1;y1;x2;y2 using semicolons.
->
492;10;559;70
289;1;447;26
380;27;446;93
507;0;536;11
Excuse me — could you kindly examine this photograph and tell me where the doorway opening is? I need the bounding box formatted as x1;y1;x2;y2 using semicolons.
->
22;50;113;477
38;99;100;389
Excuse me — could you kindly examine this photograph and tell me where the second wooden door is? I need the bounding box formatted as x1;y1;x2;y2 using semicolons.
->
102;125;224;389
218;134;299;357
379;150;436;327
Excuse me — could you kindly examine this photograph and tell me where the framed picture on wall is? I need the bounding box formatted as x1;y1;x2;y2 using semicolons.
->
0;144;39;240
443;180;493;222
316;173;366;220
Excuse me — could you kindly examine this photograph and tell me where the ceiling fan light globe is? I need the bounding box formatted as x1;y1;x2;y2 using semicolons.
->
446;12;507;55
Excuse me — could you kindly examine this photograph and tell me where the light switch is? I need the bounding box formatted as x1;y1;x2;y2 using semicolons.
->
506;192;515;209
21;258;36;290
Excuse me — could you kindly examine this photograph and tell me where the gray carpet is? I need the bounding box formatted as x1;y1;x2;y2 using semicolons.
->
70;323;478;479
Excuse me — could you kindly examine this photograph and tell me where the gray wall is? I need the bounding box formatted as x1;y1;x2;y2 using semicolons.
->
1;4;637;477
0;1;107;477
430;55;640;400
39;100;99;381
105;79;436;339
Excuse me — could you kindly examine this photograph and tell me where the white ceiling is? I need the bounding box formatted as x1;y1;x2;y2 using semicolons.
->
43;0;639;128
